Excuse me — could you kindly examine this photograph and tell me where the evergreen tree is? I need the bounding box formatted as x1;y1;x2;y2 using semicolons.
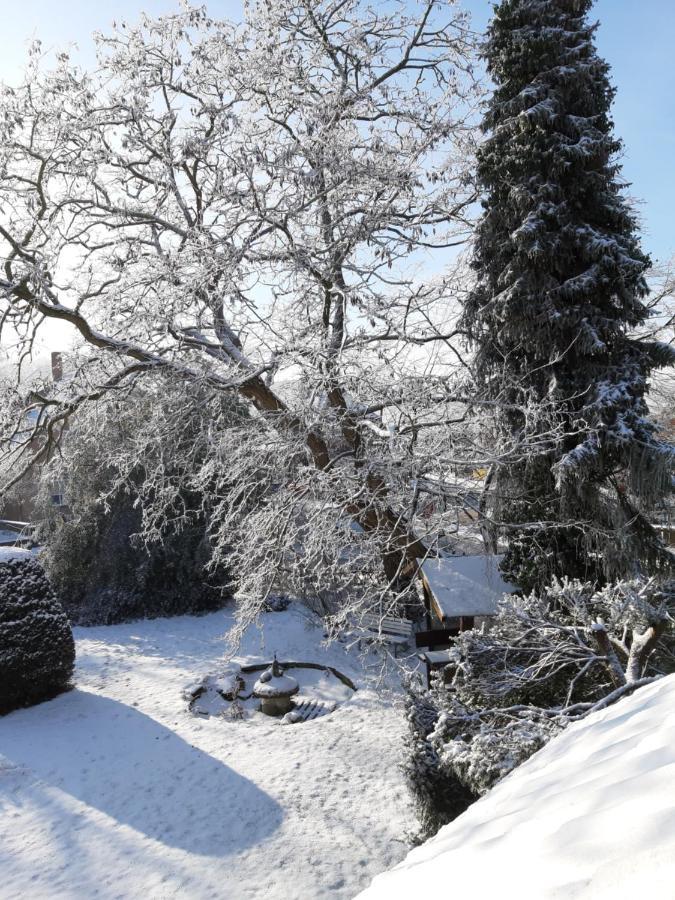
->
463;0;675;589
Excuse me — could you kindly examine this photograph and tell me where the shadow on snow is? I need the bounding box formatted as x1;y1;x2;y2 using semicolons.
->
0;689;283;856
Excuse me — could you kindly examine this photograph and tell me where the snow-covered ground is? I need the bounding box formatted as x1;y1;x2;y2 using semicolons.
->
0;545;36;562
359;675;675;900
0;607;416;899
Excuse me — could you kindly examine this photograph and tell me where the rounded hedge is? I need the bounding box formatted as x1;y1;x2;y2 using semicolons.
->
0;557;75;715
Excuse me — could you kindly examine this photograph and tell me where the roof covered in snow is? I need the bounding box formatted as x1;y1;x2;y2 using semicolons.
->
358;675;675;900
421;554;514;620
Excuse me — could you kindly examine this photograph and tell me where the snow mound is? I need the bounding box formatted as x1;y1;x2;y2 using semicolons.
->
0;545;33;562
358;675;675;900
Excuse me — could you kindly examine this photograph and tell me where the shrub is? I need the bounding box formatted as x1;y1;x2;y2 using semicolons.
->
263;594;292;613
404;577;675;836
402;679;477;841
41;491;229;625
35;379;238;626
0;558;75;714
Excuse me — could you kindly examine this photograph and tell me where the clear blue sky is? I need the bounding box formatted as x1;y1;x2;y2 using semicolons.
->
1;0;673;260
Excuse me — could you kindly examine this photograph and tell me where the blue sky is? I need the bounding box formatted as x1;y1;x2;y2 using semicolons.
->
1;0;673;260
463;0;675;263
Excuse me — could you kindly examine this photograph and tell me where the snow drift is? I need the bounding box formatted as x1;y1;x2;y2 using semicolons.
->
358;675;675;900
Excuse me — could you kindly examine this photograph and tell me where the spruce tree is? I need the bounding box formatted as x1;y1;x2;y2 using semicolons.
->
463;0;674;590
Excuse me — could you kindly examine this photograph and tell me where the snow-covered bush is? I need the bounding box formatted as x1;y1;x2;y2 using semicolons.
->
456;578;674;710
402;682;477;841
262;595;292;613
0;557;75;714
405;577;675;829
37;379;236;625
43;498;226;625
423;691;561;798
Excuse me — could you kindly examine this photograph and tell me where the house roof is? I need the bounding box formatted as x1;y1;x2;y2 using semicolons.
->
420;555;514;620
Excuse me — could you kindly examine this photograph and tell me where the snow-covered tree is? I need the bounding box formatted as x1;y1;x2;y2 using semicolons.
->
0;1;485;633
37;376;241;624
405;575;675;828
462;0;675;589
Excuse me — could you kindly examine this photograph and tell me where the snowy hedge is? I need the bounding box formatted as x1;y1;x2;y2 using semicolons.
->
402;684;477;840
41;494;229;626
0;558;75;714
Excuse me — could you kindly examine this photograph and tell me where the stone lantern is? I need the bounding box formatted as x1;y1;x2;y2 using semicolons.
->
253;657;299;717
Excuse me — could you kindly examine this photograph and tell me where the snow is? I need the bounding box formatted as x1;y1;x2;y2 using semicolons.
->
0;545;34;562
421;554;515;620
358;675;675;900
253;672;299;698
0;606;415;899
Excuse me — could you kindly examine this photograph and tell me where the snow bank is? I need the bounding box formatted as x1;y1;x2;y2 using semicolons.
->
358;675;675;900
0;545;34;562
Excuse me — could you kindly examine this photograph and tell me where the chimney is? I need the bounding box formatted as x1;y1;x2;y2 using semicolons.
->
51;351;63;383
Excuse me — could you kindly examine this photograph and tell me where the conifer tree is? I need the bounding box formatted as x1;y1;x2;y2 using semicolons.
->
463;0;674;589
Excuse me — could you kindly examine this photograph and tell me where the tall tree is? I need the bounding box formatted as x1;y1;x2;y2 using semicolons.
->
462;0;674;590
0;1;481;632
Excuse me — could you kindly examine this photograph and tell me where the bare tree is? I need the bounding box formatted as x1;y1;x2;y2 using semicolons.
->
0;1;486;630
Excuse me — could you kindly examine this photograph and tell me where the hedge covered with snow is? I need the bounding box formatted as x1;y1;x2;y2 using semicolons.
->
41;496;229;625
0;558;75;714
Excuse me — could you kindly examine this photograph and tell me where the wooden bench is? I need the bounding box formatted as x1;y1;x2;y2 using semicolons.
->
357;613;414;657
